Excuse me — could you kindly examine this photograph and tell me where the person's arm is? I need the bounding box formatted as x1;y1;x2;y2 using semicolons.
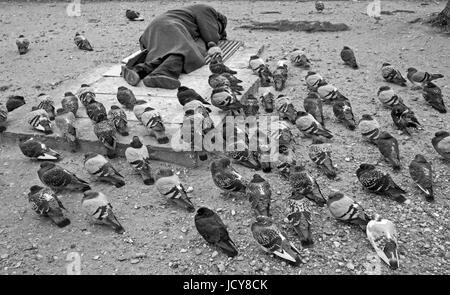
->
194;6;221;45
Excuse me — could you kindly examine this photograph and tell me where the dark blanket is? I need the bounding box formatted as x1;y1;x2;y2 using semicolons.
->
139;4;227;74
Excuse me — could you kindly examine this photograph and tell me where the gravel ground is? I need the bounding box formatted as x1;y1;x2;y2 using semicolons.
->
0;0;449;275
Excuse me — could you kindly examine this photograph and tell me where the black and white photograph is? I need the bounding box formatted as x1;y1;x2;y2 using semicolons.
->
0;0;448;279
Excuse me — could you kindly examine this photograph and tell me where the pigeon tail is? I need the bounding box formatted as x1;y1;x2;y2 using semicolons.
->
50;215;71;228
216;239;238;257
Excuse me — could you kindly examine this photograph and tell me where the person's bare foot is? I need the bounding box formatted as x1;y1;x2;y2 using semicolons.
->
121;65;141;86
142;75;180;89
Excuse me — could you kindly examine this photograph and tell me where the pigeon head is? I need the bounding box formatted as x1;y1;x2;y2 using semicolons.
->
64;92;75;97
382;62;391;67
249;55;260;60
18;34;25;38
306;71;317;77
434;131;449;139
110;105;120;110
29;185;43;195
296;110;308;119
143;107;154;112
130;136;143;148
10;95;25;102
356;163;375;177
39;162;55;170
81;84;90;87
391;104;406;116
343;46;351;50
407;67;417;74
207;42;216;48
177;86;189;92
413;154;427;163
84;152;98;161
373;213;382;221
196;207;214;217
156;168;174;178
218;157;231;168
327;192;344;202
75;32;80;37
117;86;129;91
251;174;265;183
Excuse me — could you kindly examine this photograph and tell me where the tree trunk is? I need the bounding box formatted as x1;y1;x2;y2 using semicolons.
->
431;0;450;30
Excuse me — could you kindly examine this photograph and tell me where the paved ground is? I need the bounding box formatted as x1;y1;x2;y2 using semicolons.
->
0;1;449;275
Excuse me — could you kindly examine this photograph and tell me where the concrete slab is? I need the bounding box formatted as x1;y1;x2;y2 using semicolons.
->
1;46;260;168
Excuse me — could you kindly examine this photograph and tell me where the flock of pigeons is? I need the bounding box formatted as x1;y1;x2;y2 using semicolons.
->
1;6;449;272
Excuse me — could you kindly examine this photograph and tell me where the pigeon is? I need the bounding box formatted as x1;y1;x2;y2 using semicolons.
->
260;91;275;113
177;86;210;106
287;194;313;246
366;214;399;270
421;82;446;113
211;158;247;196
26;108;52;134
208;73;231;89
6;95;26;112
209;56;237;75
356;164;406;203
273;66;288;91
275;95;297;123
305;71;325;92
28;185;70;228
391;104;421;135
315;1;325;12
381;63;407;86
251;216;302;266
36;94;56;120
276;145;297;179
308;144;337;179
257;64;273;87
207;42;223;62
81;191;125;234
407;67;443;85
93;119;117;158
108;105;129;136
409;154;434;201
61;92;79;116
340;46;358;69
243;94;260;116
74;32;93;51
224;132;261;170
333;99;356;130
304;92;325;127
246;174;271;217
0;104;8;132
155;168;195;212
248;55;265;73
141;107;169;144
125;9;144;21
195;207;238;257
38;162;91;192
431;131;450;160
377;86;404;108
317;82;348;104
182;99;214;135
375;131;401;170
358;114;381;142
84;153;125;188
295;111;333;143
86;101;107;123
290;49;311;68
327;192;371;230
19;137;61;161
76;84;96;107
116;86;137;110
211;86;244;113
289;165;327;207
272;119;294;148
180;112;208;160
133;100;153;122
276;57;289;69
16;35;30;55
125;136;154;185
55;109;79;152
